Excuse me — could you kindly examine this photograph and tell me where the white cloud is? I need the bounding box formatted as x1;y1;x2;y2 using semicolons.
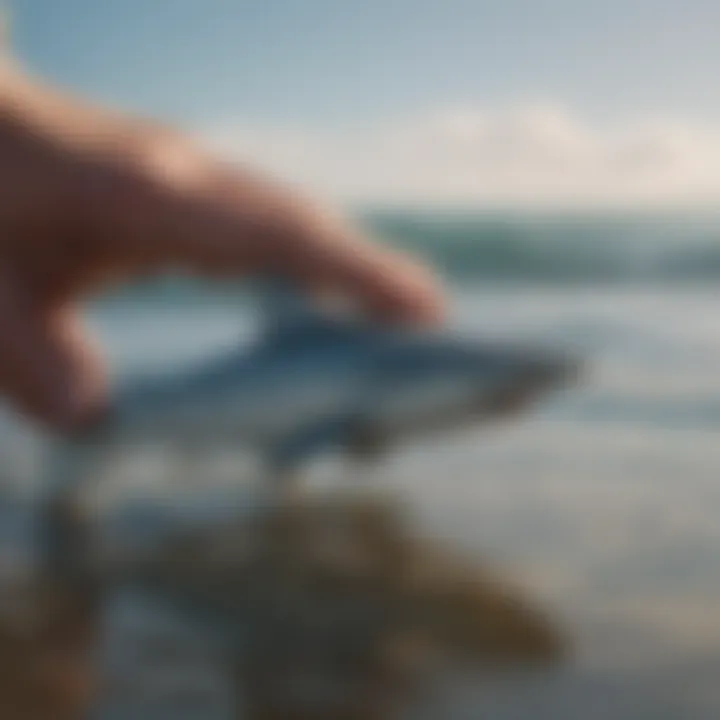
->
201;102;720;209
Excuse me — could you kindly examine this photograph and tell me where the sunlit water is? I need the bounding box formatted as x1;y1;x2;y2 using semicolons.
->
1;284;720;718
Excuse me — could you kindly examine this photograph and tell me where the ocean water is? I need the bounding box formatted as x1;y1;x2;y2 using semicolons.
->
2;213;720;718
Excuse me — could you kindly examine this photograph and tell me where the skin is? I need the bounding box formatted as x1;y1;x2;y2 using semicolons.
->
0;58;444;434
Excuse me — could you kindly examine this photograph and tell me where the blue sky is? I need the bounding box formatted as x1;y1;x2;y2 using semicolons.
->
12;1;720;207
14;0;720;125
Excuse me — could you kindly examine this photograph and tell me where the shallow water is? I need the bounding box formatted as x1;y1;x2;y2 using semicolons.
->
1;284;720;718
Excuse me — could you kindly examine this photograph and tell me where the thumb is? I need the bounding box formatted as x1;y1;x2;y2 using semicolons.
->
0;279;107;432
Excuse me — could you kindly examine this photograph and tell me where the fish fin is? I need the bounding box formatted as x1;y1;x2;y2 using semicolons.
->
256;277;324;336
255;276;368;342
38;438;103;587
269;415;360;472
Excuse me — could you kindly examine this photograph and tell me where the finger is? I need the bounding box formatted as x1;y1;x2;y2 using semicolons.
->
96;150;445;324
0;279;107;431
286;224;446;324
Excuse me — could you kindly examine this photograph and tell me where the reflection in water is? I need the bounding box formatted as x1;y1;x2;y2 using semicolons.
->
0;487;566;719
123;490;566;719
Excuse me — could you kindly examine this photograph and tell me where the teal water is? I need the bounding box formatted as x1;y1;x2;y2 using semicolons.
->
367;211;720;283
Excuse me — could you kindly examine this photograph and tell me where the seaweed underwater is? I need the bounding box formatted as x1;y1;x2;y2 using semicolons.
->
122;489;568;720
0;485;567;720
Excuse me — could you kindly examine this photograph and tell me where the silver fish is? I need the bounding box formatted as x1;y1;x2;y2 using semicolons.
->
70;280;580;471
38;280;582;582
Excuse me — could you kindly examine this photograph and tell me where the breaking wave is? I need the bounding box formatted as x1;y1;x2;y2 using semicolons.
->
365;211;720;283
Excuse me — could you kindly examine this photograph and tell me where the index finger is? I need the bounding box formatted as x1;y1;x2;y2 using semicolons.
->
87;146;445;324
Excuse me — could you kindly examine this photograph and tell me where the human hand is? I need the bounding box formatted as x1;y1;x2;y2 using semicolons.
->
0;64;444;432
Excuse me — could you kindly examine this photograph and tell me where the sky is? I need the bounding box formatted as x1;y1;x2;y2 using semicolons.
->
11;0;720;208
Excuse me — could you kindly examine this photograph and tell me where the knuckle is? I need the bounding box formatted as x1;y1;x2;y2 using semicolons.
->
128;126;216;197
81;124;223;238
